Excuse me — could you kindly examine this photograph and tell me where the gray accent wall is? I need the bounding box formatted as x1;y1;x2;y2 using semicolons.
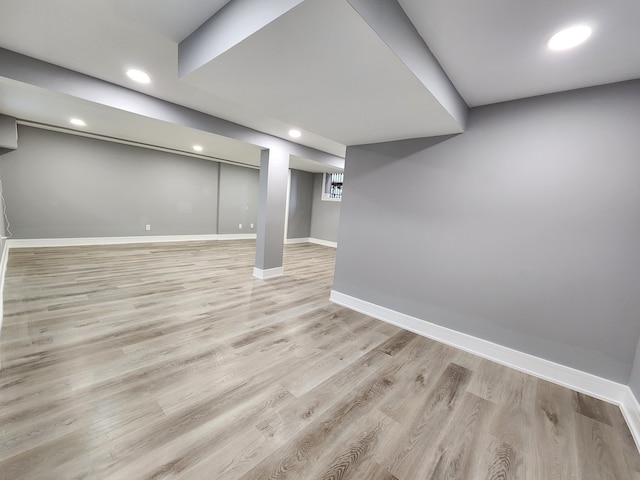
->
334;80;640;383
631;340;640;398
0;174;5;252
217;163;259;234
0;126;227;238
310;173;341;243
0;154;7;239
0;115;18;150
287;169;313;239
0;182;5;239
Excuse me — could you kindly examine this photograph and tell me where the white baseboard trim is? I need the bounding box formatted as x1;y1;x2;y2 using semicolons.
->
0;239;8;330
284;237;337;248
330;290;640;452
620;388;640;452
253;266;284;279
309;238;337;248
284;237;311;245
6;234;258;248
217;234;257;241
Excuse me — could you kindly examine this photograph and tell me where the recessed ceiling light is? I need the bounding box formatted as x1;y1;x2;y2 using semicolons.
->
289;129;301;138
193;145;203;152
548;25;592;51
70;118;86;126
126;69;151;84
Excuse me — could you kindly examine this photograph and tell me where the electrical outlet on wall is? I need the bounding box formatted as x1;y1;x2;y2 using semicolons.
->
250;223;254;229
238;223;242;229
145;224;151;231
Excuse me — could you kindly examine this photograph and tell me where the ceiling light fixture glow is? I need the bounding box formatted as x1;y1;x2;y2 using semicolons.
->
288;129;301;138
70;118;86;126
126;69;151;84
193;145;203;152
548;25;592;51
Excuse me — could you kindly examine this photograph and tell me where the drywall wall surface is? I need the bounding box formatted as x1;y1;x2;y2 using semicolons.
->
217;162;259;234
334;80;640;383
631;339;640;399
0;138;13;237
0;171;6;238
0;126;219;238
287;169;313;239
0;115;17;150
0;234;4;330
255;147;288;270
310;173;340;243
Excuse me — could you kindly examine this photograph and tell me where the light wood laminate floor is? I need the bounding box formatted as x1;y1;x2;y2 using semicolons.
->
1;241;639;479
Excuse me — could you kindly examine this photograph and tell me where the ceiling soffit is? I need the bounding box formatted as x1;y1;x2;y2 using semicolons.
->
179;0;467;146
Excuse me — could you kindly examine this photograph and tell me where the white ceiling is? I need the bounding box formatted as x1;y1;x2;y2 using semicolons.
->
104;0;232;43
0;0;347;160
399;0;640;107
0;0;639;170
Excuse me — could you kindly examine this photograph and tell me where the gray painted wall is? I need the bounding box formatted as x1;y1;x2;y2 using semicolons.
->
218;163;259;234
0;176;5;246
1;148;9;331
287;169;313;239
0;136;10;239
0;126;222;238
334;80;640;383
631;340;640;398
0;115;17;150
0;160;6;239
310;173;341;243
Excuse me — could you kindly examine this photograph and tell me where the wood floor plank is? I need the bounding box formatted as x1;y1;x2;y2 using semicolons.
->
532;379;579;479
575;412;634;480
376;337;453;424
237;334;420;479
487;368;538;479
425;392;495;479
382;362;473;479
255;347;393;447
576;391;614;426
355;462;399;480
1;240;639;479
470;434;517;480
304;408;396;480
466;357;510;403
